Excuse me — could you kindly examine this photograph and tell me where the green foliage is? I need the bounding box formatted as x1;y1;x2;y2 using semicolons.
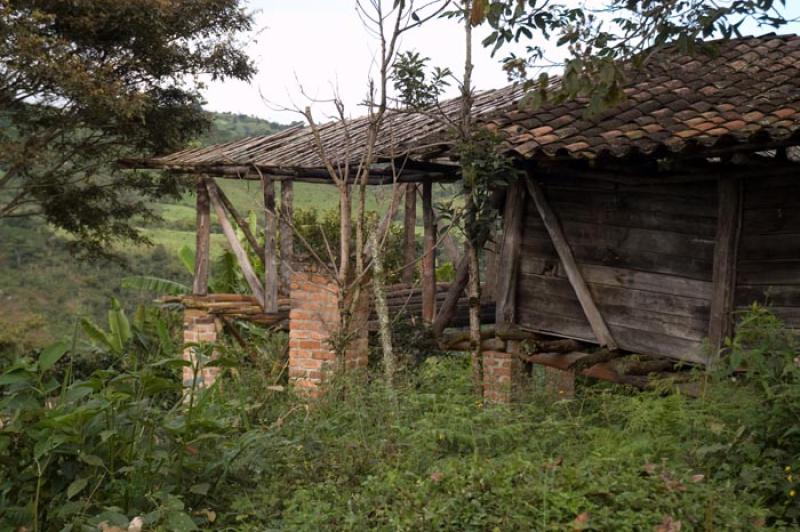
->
391;51;452;108
0;0;256;256
4;301;799;529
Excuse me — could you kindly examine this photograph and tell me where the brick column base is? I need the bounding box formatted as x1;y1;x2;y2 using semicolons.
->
182;308;221;390
288;268;369;395
482;350;524;403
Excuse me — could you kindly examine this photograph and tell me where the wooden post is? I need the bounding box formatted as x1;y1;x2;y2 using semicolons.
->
525;175;618;350
280;179;294;296
262;173;279;313
402;183;417;284
205;177;265;305
495;179;525;332
193;178;211;296
422;179;436;324
708;177;742;361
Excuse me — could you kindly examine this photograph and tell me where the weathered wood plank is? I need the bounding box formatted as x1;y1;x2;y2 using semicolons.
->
519;260;713;300
280;179;294;295
262;173;279;313
742;208;800;236
205;178;265;305
525;176;618;350
516;307;707;364
517;289;708;341
422;179;436;324
517;272;710;319
739;233;800;261
536;174;718;199
738;261;800;285
735;284;800;308
193;179;211;296
403;183;417;284
708;178;742;358
522;218;716;261
495;179;526;331
520;239;714;281
526;198;717;236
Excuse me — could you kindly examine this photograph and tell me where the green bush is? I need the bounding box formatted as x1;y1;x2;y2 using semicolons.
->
1;303;798;530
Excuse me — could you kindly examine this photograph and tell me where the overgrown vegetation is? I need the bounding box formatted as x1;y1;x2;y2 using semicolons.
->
1;303;797;530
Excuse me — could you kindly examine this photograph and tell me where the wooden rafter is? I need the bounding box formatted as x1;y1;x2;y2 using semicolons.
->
524;174;618;350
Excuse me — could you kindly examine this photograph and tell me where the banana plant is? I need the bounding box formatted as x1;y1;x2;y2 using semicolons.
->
81;298;133;355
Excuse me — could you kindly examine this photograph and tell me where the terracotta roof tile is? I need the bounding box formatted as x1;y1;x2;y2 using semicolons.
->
492;34;800;161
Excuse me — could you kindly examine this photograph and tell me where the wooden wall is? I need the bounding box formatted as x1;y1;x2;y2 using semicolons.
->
736;174;800;329
515;175;717;364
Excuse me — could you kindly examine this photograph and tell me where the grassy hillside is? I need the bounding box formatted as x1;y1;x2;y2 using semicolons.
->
0;112;303;347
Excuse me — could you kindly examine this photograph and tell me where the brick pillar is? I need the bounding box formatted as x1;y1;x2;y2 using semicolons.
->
482;350;523;403
288;268;369;395
182;308;222;390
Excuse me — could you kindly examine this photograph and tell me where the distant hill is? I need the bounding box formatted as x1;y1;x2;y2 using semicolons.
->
0;111;300;349
201;112;299;145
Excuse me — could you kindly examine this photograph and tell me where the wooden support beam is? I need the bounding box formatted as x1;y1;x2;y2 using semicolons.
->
422;179;436;324
525;175;618;350
261;173;279;313
495;179;525;332
402;183;417;284
204;177;265;305
708;177;742;361
206;179;260;254
192;178;211;296
280;179;294;296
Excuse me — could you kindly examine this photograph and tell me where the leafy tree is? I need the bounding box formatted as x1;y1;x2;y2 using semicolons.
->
0;0;256;257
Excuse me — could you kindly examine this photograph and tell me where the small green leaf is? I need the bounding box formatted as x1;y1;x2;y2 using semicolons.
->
67;477;89;499
166;512;198;531
190;483;210;495
39;341;69;371
80;454;105;467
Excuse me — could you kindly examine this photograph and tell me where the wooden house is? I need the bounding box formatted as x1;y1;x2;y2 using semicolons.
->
485;33;800;367
125;34;800;393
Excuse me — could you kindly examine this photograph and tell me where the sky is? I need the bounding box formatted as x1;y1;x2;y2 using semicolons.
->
202;0;800;124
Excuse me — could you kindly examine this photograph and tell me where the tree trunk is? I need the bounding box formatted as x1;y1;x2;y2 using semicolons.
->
467;229;482;395
370;230;395;386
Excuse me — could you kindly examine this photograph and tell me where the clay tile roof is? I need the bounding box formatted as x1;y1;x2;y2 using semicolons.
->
496;33;800;160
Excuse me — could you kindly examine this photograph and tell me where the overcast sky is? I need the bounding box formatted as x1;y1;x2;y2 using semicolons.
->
202;0;800;124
